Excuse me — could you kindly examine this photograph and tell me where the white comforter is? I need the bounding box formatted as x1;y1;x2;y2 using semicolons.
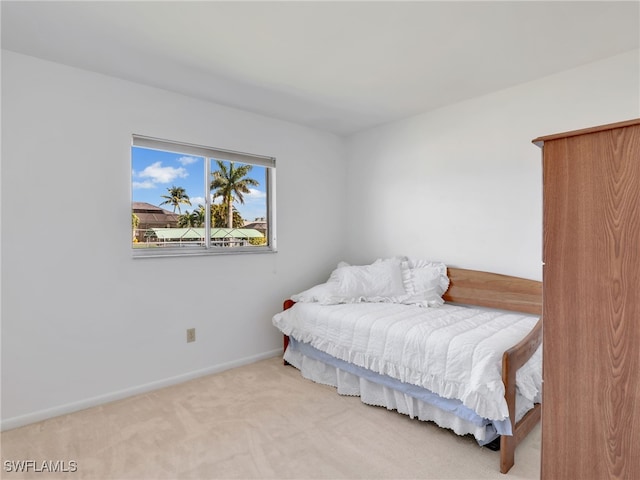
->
272;302;542;422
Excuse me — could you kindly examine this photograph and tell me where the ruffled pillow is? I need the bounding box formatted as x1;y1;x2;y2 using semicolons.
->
291;258;406;304
400;259;449;307
290;281;340;304
331;257;406;299
290;257;449;307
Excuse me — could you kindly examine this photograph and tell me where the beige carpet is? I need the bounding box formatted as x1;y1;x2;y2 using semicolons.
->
1;356;540;479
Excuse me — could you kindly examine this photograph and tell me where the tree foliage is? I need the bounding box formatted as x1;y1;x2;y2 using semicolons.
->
160;185;191;213
210;161;258;228
177;204;244;228
177;210;203;227
210;203;244;228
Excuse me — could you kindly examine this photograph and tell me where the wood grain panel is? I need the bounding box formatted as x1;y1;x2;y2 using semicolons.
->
539;120;640;480
443;267;542;315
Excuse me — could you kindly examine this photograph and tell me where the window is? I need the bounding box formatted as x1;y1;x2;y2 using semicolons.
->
131;135;276;257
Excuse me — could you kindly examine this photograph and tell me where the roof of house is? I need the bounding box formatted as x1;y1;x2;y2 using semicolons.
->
132;202;180;227
243;220;267;230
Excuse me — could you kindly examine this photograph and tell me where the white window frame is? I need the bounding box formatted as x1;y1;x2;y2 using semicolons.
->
132;134;276;258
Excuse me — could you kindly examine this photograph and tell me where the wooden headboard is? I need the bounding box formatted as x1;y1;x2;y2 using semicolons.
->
443;267;542;315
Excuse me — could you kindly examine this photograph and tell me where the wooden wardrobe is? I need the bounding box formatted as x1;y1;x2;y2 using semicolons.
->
533;119;640;480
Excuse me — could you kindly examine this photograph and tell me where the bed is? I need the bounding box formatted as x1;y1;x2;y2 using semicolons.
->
272;258;542;474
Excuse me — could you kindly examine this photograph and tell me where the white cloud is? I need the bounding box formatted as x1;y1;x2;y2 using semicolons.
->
137;161;188;184
236;189;267;222
190;196;206;207
178;156;199;166
132;180;157;189
245;188;266;200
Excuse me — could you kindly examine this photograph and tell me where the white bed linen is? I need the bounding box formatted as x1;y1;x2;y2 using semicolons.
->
283;341;537;443
272;302;542;422
284;344;533;445
284;347;502;443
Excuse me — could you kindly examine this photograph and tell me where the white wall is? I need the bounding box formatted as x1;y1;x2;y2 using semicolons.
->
0;51;347;429
344;50;640;281
3;47;639;430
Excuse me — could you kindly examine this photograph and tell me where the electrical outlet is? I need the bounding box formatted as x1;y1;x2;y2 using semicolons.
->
186;328;196;343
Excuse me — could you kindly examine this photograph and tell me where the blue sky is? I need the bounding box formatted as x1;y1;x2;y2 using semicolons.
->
131;147;267;222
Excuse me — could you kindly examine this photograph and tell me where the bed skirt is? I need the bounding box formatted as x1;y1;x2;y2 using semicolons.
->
284;338;533;445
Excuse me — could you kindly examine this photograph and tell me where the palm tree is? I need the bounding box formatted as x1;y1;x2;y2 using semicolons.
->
177;210;200;228
132;212;140;241
194;205;206;227
210;161;258;228
159;185;192;213
211;203;244;228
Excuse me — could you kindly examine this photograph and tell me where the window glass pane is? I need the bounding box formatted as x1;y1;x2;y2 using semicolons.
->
210;159;268;247
131;146;205;249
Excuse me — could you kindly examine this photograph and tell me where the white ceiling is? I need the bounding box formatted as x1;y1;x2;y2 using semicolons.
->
2;1;639;135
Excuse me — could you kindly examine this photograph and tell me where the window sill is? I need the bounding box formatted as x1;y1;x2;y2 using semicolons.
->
132;246;277;259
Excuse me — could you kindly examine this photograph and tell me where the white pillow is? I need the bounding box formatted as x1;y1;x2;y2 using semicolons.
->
401;259;449;307
332;257;406;299
290;261;347;304
290;258;407;305
290;281;340;303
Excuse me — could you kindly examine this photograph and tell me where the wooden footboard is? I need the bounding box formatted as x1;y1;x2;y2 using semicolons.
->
444;267;542;474
500;317;542;473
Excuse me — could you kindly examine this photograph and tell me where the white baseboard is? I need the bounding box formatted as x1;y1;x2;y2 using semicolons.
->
1;349;282;432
